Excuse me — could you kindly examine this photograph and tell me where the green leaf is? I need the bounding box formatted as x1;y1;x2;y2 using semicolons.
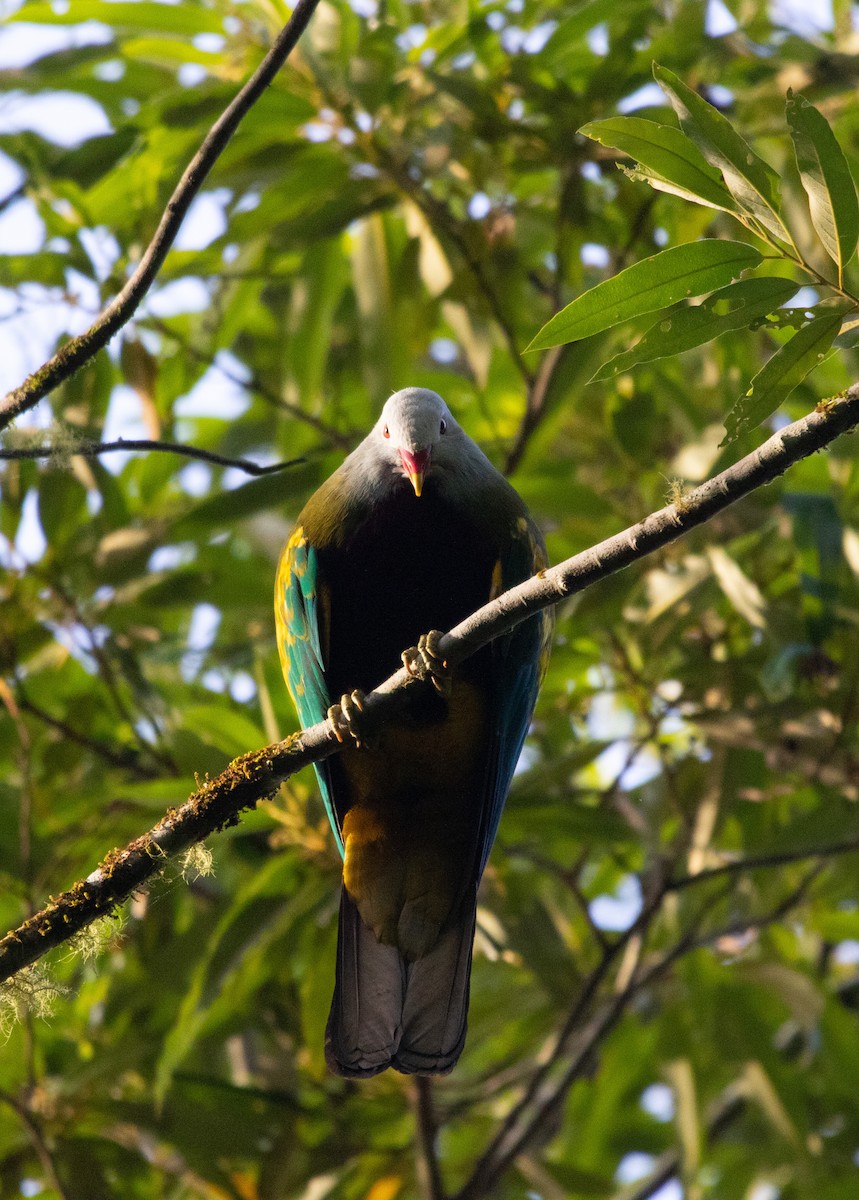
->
11;2;224;34
722;308;847;443
591;276;798;380
527;240;762;351
579;116;740;213
785;90;859;284
155;857;300;1105
544;0;634;66
653;64;789;242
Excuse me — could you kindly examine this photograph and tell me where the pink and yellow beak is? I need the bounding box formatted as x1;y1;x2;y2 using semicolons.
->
399;447;431;497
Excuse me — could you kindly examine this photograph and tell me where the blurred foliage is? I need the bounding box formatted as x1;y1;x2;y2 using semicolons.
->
3;0;859;1198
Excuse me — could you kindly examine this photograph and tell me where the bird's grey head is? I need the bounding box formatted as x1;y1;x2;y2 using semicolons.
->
373;387;467;497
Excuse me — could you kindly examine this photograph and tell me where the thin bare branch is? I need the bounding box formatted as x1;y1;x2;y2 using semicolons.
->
456;864;818;1200
668;836;859;891
141;316;353;448
615;1084;746;1200
505;193;658;474
504;344;565;475
413;1077;447;1200
0;1090;70;1200
0;0;322;432
1;389;859;982
371;142;535;388
15;693;157;779
0;438;303;477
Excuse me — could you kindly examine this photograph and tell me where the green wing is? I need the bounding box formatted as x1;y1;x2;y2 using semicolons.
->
275;527;343;857
480;516;553;875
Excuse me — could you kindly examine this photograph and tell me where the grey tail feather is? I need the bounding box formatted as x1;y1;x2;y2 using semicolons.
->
325;890;405;1078
325;889;477;1078
393;900;476;1076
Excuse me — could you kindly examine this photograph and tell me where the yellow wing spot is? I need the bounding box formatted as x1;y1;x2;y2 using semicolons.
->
279;525;309;580
489;558;504;600
286;526;307;551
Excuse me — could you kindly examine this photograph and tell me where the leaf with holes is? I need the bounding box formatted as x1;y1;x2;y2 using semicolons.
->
722;308;848;444
591;276;797;380
528;240;762;351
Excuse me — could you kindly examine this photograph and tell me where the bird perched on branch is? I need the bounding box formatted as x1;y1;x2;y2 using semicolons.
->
276;387;551;1077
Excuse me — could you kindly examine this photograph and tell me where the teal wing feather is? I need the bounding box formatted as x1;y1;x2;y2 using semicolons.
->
480;516;552;875
275;527;344;857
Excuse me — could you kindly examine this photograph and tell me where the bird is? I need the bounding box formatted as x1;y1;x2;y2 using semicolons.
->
275;387;551;1077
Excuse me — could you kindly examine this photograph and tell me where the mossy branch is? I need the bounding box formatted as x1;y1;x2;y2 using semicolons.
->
1;387;859;983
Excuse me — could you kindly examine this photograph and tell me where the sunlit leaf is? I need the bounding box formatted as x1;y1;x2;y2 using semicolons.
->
786;90;859;284
654;64;790;242
528;240;762;350
579;116;740;213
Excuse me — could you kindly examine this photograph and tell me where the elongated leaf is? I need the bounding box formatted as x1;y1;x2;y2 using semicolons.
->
579;117;740;213
592;276;797;380
654;65;789;242
722;308;847;443
528;240;762;351
543;0;621;65
786;90;859;283
11;2;225;33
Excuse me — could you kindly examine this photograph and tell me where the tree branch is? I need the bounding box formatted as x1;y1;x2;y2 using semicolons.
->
413;1077;447;1200
0;1090;70;1200
615;1083;746;1200
667;836;859;891
15;693;158;779
455;865;819;1200
0;438;303;477
141;315;354;448
613;867;827;1200
0;0;322;432
370;142;535;388
1;389;859;982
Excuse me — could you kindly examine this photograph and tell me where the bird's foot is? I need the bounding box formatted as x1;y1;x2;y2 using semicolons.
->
327;690;369;748
402;630;452;697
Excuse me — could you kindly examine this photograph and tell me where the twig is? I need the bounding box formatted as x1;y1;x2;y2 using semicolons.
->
141;315;353;448
454;877;672;1200
667;836;859;891
1;389;859;982
616;1084;746;1200
0;1090;70;1200
613;867;825;1200
0;438;303;477
505;193;658;474
504;344;565;475
455;861;818;1200
15;693;157;779
371;143;534;387
0;0;322;432
413;1077;447;1200
686;862;824;952
34;574;177;773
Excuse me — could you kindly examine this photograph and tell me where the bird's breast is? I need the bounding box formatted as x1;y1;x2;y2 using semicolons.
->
318;481;497;699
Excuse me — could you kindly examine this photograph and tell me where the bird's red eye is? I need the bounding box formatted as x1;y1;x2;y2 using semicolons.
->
440;419;447;434
383;425;390;438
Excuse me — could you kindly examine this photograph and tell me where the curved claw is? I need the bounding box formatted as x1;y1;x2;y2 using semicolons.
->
401;630;452;697
327;690;368;747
